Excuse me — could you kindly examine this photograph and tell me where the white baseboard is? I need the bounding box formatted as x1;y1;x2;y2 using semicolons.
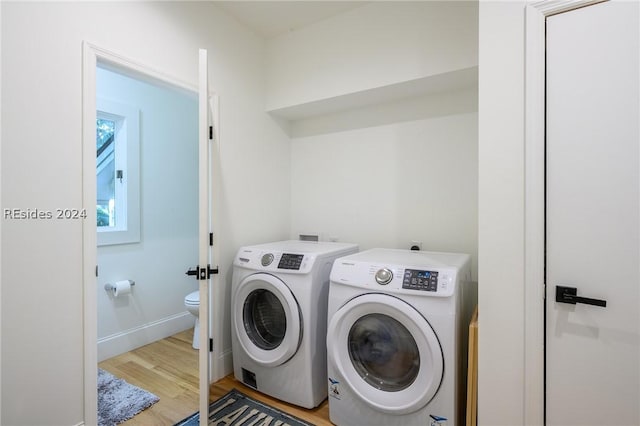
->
211;348;234;383
222;349;233;376
98;312;195;362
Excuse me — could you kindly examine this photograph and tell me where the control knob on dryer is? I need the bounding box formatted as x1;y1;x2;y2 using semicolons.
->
375;268;393;285
261;253;274;266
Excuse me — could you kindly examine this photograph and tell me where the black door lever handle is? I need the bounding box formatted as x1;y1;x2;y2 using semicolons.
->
186;265;219;280
556;285;607;308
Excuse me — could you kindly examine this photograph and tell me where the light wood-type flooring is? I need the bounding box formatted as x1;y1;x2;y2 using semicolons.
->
99;329;332;426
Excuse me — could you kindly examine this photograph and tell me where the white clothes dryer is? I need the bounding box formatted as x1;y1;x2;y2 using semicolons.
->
326;248;475;426
231;240;358;408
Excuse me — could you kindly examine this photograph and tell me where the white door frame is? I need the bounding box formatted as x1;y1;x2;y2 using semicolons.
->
82;42;220;425
523;1;607;423
197;48;210;426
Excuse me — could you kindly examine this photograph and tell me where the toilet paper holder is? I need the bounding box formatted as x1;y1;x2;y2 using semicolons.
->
104;280;135;292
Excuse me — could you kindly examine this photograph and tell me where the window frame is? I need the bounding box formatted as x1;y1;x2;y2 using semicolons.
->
96;97;140;246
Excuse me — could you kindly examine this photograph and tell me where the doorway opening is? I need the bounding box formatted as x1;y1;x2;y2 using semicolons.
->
95;62;199;361
82;43;208;425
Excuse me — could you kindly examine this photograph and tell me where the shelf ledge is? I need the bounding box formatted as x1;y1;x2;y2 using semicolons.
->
267;66;478;121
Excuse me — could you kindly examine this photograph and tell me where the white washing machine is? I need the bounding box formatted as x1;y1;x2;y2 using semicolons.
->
231;240;358;408
326;248;475;426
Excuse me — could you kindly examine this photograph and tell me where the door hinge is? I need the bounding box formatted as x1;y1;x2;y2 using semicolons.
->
209;126;213;140
209;338;214;352
96;265;99;277
209;232;214;246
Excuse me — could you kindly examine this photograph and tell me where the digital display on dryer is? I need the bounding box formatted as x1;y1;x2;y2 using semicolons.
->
277;253;304;270
402;269;438;291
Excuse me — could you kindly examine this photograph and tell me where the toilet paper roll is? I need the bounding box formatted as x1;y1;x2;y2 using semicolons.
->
113;280;132;297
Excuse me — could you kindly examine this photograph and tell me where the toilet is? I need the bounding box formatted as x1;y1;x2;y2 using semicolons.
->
184;291;200;349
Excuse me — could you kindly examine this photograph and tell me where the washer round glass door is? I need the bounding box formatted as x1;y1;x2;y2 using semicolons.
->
234;273;302;367
327;293;443;414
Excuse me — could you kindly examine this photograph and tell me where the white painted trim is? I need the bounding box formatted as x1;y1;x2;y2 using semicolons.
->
0;1;3;421
209;93;226;383
96;97;141;246
524;5;546;425
86;42;197;95
82;40;99;426
97;312;195;362
530;0;606;16
219;348;234;380
198;48;210;426
523;1;608;424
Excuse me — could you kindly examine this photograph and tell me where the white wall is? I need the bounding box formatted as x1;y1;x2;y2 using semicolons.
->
0;2;290;425
478;1;527;424
290;91;478;277
0;1;3;421
270;1;479;278
96;67;199;361
265;1;478;111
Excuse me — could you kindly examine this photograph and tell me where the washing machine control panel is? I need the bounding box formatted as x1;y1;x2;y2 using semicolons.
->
402;269;438;292
331;262;457;296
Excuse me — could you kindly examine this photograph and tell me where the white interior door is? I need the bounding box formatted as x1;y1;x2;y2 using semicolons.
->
546;2;640;424
83;44;218;426
198;48;211;426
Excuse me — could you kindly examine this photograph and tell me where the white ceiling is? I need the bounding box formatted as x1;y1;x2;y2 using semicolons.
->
214;1;370;39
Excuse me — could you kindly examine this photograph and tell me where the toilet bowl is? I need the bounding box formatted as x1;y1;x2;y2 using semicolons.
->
184;290;200;349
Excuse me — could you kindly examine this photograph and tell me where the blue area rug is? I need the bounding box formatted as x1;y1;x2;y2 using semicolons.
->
175;389;314;426
98;368;160;426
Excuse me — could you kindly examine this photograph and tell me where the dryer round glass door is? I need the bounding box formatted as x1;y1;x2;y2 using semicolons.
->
349;313;420;392
243;289;286;350
327;293;444;415
233;273;302;367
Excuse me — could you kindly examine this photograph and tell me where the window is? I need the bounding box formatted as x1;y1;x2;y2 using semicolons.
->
96;117;116;227
96;98;140;245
